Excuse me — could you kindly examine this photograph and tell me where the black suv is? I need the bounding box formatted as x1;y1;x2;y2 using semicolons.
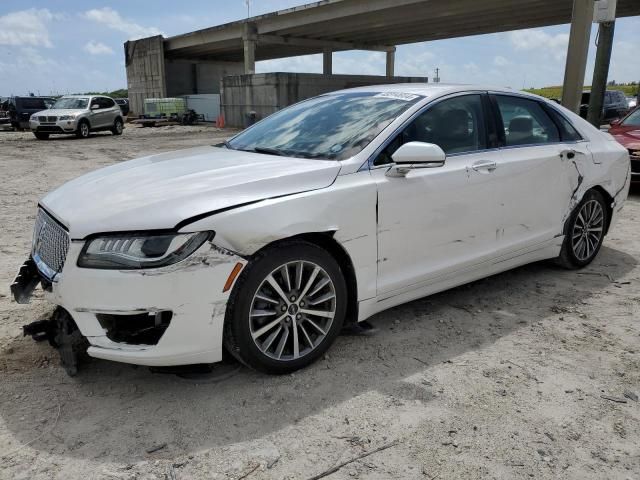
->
114;98;130;116
0;96;55;130
580;90;629;122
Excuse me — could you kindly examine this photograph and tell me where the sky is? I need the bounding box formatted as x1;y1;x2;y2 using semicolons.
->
0;0;638;96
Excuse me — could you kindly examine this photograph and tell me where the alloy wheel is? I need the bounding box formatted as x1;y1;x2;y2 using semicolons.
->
80;123;89;137
571;199;604;261
249;260;336;361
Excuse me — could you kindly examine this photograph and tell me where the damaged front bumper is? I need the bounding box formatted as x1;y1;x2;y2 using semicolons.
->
12;241;246;369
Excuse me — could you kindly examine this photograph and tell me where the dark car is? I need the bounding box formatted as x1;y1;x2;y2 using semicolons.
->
0;96;55;130
114;98;129;116
579;90;629;123
609;107;640;183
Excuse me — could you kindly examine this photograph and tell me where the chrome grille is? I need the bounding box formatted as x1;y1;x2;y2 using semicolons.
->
47;116;57;122
32;208;69;278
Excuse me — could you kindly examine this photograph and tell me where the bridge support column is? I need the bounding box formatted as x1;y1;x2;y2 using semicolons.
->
323;48;333;74
386;47;396;77
243;23;257;74
561;0;595;112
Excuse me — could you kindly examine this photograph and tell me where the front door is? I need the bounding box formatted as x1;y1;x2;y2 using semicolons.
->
373;93;502;297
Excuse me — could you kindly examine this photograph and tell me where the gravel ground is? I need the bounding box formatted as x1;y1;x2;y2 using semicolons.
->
0;125;639;480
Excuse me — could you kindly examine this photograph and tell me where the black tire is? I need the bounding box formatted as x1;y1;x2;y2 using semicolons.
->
111;117;124;135
556;189;608;269
76;119;90;139
224;241;347;374
33;132;49;140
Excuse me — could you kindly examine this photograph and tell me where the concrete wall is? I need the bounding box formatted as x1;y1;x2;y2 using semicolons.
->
125;36;167;116
221;72;429;128
165;59;244;97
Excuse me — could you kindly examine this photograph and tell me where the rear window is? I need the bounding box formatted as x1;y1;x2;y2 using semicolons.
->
545;107;583;142
16;98;47;110
495;95;560;146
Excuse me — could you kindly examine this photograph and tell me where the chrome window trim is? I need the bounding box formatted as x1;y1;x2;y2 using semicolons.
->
497;139;588;152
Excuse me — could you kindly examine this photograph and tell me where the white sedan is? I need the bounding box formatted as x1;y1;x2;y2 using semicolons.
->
12;84;630;375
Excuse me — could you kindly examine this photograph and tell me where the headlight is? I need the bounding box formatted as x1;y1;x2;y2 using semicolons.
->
78;231;212;269
30;115;39;122
58;115;75;121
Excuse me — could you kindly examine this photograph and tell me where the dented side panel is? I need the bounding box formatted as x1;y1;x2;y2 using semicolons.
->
181;172;379;302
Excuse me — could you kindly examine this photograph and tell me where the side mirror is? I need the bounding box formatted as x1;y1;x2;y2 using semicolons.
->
610;118;620;126
387;141;446;177
91;104;100;110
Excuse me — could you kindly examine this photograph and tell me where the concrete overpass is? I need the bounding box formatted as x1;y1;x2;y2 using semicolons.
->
125;0;640;119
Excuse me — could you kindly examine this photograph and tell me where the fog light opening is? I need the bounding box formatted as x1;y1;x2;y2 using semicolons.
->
96;310;173;345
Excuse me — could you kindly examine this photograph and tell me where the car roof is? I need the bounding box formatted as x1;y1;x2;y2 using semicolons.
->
328;83;546;101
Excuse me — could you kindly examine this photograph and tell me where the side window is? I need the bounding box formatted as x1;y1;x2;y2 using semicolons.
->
545;107;583;142
102;97;115;108
90;98;100;109
374;94;487;165
495;95;560;146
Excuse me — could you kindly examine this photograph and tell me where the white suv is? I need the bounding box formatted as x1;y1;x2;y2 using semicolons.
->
30;95;124;140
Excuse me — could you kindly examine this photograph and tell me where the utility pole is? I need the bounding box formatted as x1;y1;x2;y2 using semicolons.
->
588;0;617;127
434;68;440;83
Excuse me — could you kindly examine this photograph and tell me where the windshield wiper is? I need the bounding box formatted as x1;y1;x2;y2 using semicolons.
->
250;146;287;156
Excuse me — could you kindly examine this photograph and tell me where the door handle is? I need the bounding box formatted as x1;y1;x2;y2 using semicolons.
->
560;149;585;160
471;160;497;172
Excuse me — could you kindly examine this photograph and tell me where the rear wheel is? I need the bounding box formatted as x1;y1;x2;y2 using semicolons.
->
33;132;49;140
76;120;90;139
224;241;347;374
556;189;608;269
111;117;123;135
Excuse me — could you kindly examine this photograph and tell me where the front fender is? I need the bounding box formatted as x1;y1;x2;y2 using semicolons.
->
180;172;379;301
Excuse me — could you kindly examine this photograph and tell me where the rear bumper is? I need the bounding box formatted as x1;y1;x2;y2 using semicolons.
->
40;241;246;366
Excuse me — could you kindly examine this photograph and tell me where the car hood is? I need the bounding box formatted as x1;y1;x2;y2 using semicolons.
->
35;109;86;117
610;125;640;148
41;146;342;239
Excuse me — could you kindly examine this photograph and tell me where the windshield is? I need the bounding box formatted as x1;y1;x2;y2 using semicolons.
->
622;109;640;127
53;97;89;110
227;92;423;160
16;98;47;110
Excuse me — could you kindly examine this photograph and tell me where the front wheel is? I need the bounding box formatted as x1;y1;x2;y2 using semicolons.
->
224;241;347;374
76;120;90;139
556;189;608;269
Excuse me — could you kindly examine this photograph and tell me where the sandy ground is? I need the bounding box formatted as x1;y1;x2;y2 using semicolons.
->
0;125;639;480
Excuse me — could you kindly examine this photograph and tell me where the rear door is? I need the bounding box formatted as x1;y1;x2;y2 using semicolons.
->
488;93;589;255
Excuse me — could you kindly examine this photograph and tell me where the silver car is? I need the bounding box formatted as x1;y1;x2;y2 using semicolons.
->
30;95;124;140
